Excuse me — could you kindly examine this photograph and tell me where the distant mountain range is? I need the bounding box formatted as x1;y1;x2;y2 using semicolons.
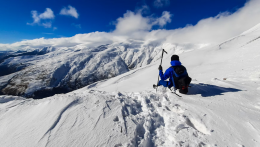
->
0;43;180;98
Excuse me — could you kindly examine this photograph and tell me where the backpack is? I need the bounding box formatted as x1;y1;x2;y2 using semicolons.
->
171;65;192;94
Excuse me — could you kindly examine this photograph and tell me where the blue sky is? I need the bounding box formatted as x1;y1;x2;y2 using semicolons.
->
0;0;247;44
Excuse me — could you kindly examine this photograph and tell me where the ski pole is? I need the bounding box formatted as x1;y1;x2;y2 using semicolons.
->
156;49;167;92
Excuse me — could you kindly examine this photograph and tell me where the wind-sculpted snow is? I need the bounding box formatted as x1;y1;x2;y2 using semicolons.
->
0;43;179;98
1;77;260;147
0;89;210;147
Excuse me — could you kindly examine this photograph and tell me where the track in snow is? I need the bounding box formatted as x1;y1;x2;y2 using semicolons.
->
1;79;260;147
0;88;213;147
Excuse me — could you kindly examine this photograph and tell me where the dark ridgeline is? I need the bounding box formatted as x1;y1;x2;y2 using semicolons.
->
0;49;54;98
32;87;70;99
0;49;50;76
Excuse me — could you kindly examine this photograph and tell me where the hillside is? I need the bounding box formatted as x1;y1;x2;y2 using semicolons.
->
87;23;260;92
1;24;260;146
0;43;181;98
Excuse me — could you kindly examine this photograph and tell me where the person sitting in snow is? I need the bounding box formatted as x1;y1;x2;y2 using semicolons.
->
157;55;191;94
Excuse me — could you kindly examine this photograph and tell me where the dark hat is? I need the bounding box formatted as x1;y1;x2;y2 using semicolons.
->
171;55;179;61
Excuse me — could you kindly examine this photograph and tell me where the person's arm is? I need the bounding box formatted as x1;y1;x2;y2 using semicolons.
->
159;68;171;80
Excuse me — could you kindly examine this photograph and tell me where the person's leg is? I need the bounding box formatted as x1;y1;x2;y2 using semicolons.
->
167;82;173;89
158;80;169;87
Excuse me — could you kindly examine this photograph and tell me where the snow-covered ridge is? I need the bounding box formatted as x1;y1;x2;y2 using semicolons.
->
219;23;260;49
1;78;259;146
88;23;260;93
0;43;182;98
1;23;260;147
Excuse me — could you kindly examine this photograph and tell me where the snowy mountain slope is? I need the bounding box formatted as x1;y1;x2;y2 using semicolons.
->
1;24;260;147
73;23;260;146
87;23;260;92
1;80;259;146
0;43;182;98
219;23;260;49
0;91;136;147
1;46;129;98
0;47;56;76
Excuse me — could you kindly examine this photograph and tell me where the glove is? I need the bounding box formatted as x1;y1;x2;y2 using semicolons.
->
158;65;162;71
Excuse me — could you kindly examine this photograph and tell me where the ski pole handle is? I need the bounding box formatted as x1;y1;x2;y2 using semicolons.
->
156;49;167;92
163;49;168;54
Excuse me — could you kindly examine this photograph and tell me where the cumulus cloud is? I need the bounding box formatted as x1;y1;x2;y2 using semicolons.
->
60;5;79;19
114;11;152;34
114;11;172;34
154;11;172;27
27;8;55;28
154;0;170;8
3;0;260;51
135;5;150;14
163;0;260;44
42;22;52;28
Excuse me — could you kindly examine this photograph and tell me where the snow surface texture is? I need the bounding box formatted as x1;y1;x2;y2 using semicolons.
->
1;82;260;146
0;43;183;98
1;24;260;146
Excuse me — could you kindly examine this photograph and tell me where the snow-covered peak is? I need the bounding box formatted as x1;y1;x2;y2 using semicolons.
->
86;23;260;93
219;22;260;49
37;46;56;53
1;24;260;147
240;23;260;35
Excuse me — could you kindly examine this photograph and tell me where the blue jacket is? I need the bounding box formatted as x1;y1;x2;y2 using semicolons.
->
159;61;182;88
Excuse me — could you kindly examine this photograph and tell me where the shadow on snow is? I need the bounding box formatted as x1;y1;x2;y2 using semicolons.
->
188;83;242;97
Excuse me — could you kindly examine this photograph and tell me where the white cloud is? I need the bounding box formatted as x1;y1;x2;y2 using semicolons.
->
38;8;55;19
135;5;150;14
42;22;52;28
114;10;172;34
30;11;40;23
27;8;55;28
3;0;260;51
154;0;170;8
114;11;152;34
154;11;172;27
60;5;79;19
164;0;260;44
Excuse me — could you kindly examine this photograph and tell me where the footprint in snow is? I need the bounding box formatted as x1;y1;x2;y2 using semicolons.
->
175;124;189;133
113;116;119;122
165;106;171;111
186;118;210;135
114;143;123;147
198;142;208;147
158;102;162;107
88;90;95;93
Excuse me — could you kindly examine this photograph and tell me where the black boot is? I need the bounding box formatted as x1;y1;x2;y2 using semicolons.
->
153;84;158;89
